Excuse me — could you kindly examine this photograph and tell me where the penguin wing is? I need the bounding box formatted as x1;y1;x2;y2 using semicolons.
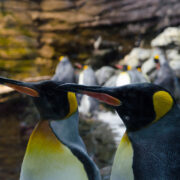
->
67;144;101;180
83;68;98;86
128;70;147;83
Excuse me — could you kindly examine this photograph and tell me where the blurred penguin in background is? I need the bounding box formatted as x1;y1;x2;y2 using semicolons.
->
153;55;180;103
95;66;115;86
52;56;75;83
74;62;83;83
76;64;99;117
78;65;98;86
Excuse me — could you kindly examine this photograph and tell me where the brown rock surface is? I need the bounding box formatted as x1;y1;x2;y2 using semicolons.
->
32;0;180;35
5;0;179;34
2;0;179;64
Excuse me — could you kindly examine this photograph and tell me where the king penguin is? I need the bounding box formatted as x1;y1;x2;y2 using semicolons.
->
59;82;180;180
52;56;75;83
0;77;101;180
77;65;99;117
153;55;180;103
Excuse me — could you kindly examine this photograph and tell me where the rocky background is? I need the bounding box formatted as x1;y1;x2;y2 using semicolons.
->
0;0;180;180
0;0;180;77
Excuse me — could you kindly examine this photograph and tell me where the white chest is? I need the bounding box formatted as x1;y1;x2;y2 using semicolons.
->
110;133;134;180
116;72;131;87
78;72;84;85
79;95;91;115
20;121;88;180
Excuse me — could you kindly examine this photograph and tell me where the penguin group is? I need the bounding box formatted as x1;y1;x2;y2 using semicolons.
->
104;64;148;87
0;57;101;180
51;56;149;117
1;54;180;180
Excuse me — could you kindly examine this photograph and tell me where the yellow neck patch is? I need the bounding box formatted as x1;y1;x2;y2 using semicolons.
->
83;65;88;70
120;132;130;145
66;92;78;118
59;56;64;61
127;65;132;71
25;121;64;155
137;67;141;72
154;55;159;60
153;91;173;123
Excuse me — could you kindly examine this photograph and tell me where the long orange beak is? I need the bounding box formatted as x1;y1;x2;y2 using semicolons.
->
58;83;121;106
0;77;39;97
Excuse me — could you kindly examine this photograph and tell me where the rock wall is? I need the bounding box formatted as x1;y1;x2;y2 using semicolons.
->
33;0;180;34
1;0;180;63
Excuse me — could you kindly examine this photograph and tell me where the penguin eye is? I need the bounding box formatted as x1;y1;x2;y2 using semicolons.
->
124;115;130;121
46;90;54;96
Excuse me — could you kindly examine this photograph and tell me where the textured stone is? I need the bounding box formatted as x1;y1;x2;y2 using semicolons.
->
151;27;180;47
123;48;151;67
170;60;180;78
38;45;55;58
11;0;179;35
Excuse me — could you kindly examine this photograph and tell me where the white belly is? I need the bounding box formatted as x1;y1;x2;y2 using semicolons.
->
79;95;91;115
20;121;88;180
78;72;84;85
116;72;131;87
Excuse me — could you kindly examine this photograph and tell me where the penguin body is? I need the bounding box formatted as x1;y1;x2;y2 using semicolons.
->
78;66;99;116
154;61;176;93
154;55;180;103
128;105;180;179
52;56;75;83
78;66;98;86
0;77;101;180
128;69;148;84
95;66;115;85
59;82;180;179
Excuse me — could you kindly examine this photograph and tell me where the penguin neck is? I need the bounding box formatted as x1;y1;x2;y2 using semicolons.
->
49;110;87;152
50;111;101;180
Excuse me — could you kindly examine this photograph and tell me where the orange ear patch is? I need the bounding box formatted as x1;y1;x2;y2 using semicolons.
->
5;83;39;97
83;91;121;106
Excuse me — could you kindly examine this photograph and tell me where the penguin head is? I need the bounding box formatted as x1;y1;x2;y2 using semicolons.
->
0;77;78;120
154;55;161;70
136;65;142;72
58;56;70;65
154;55;160;63
59;83;175;131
